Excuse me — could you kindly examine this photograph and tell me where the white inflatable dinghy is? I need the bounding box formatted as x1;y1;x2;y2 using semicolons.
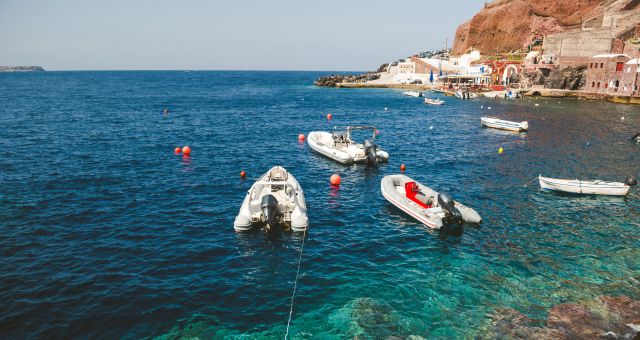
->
234;166;308;233
307;126;389;165
381;174;481;234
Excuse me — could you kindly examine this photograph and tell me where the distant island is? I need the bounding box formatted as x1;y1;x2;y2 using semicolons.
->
0;66;45;72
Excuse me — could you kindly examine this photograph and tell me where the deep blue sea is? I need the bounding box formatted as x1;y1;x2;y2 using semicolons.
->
0;71;639;338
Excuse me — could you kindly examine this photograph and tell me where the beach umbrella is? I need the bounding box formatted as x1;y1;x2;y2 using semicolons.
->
429;69;434;83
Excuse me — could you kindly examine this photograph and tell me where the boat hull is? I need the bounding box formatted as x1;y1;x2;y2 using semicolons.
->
424;98;444;105
307;131;389;165
481;117;528;132
380;174;481;230
539;176;630;196
234;166;309;232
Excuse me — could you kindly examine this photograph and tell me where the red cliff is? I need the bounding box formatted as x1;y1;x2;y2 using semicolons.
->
452;0;610;55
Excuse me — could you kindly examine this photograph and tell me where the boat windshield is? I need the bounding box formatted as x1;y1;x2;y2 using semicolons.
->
346;126;377;142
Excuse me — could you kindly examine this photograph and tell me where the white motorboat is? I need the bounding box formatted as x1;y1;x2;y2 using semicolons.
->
424;98;445;105
307;126;389;165
234;166;309;233
381;174;481;234
480;90;519;99
538;176;635;196
481;116;528;132
455;90;476;99
403;91;423;97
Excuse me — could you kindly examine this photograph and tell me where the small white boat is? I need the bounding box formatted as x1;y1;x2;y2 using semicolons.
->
403;91;423;97
424;98;445;105
455;90;476;99
481;90;519;99
538;175;634;196
481;116;528;132
234;166;309;233
381;174;481;234
307;126;389;165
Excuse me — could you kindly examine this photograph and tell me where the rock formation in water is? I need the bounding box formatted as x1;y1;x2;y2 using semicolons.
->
0;66;45;72
480;295;640;339
314;73;380;87
452;0;616;55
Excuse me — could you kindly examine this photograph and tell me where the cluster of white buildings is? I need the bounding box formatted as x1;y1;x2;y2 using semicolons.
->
375;50;495;86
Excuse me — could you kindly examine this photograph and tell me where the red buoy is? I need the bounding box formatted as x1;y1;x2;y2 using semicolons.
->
326;113;332;120
240;170;247;178
330;174;341;186
298;134;305;141
174;147;181;154
182;146;191;155
400;164;406;172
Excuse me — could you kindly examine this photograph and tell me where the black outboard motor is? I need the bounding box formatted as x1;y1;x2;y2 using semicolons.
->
363;139;378;165
624;176;638;186
438;192;463;236
627;130;640;142
261;195;280;232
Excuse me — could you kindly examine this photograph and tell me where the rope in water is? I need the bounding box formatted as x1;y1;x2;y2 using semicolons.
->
523;175;540;187
284;229;307;340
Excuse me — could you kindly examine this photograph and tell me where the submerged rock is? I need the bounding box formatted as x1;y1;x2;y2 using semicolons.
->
480;296;640;339
329;297;403;339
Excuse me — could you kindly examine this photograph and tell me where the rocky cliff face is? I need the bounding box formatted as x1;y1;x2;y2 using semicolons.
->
519;66;587;89
452;0;611;55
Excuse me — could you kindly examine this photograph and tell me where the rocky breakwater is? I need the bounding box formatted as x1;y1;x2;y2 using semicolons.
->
314;73;380;87
480;295;640;339
0;66;45;72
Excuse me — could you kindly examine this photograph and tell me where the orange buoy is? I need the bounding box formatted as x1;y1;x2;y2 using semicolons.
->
326;113;332;120
182;146;191;155
330;174;341;186
400;164;406;172
240;170;247;178
298;134;305;141
174;147;181;154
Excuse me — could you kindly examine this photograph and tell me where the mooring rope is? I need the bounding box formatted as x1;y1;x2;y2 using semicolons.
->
523;175;540;187
284;229;307;339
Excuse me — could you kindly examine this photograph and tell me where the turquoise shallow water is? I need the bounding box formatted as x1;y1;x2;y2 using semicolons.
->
0;71;639;338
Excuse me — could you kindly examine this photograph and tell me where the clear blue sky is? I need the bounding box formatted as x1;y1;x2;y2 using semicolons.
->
0;0;485;71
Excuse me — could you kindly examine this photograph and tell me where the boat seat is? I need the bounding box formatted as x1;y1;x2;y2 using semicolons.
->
415;193;434;207
405;182;432;208
269;167;288;181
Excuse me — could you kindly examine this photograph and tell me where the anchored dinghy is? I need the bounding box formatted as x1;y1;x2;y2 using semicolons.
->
538;175;636;196
307;126;389;165
403;91;423;97
481;116;528;132
424;98;445;105
234;166;308;233
381;174;481;235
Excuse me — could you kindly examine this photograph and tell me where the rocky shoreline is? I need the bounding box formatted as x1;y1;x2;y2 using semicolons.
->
313;73;379;87
0;66;45;72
